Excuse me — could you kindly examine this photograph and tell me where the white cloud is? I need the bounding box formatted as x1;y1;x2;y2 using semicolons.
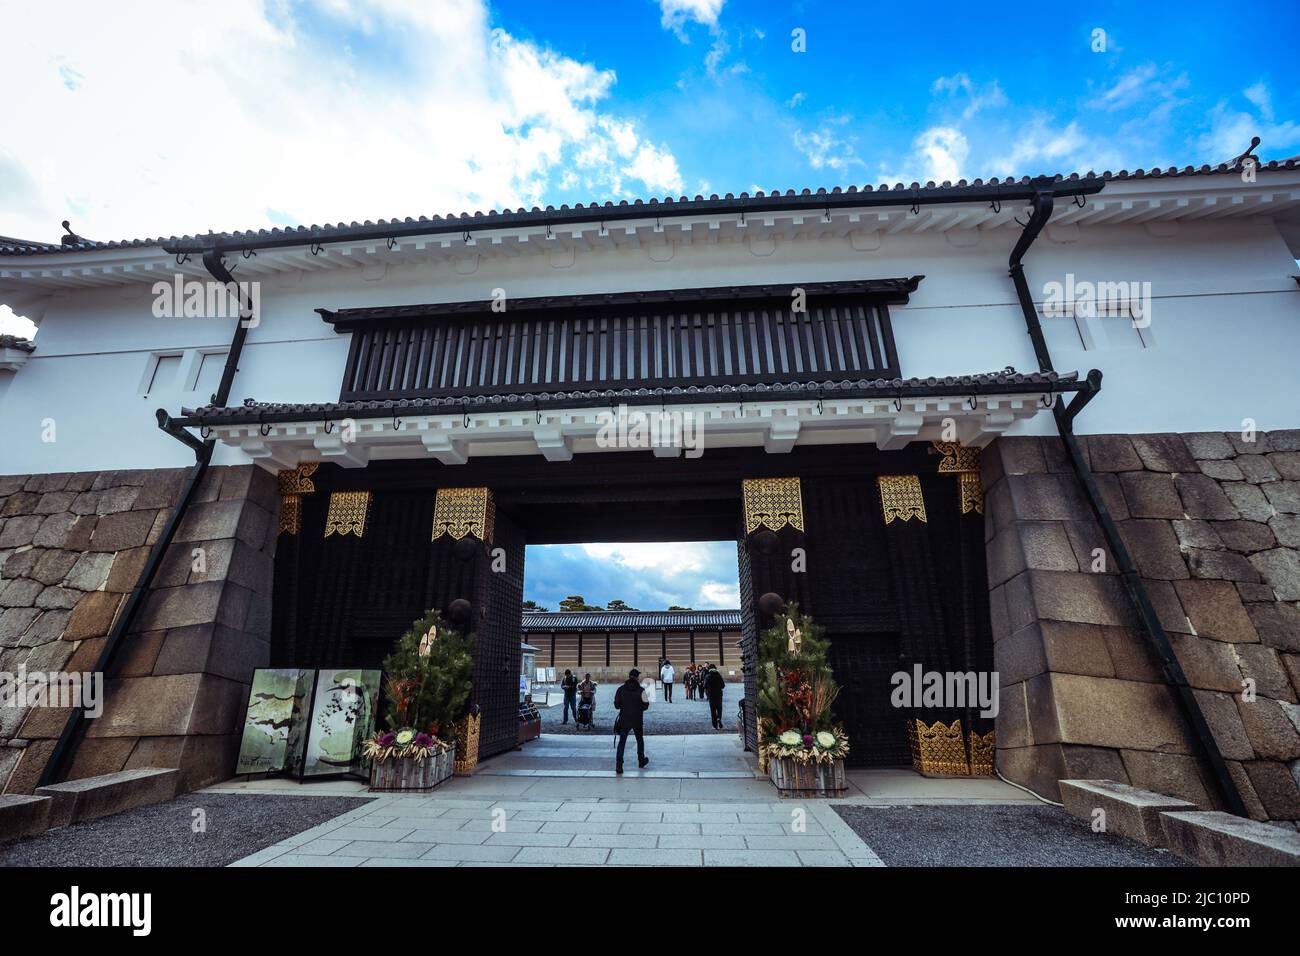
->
786;91;805;108
659;0;725;39
1243;82;1273;121
1096;63;1188;113
931;73;1006;120
0;0;684;247
581;542;710;574
1197;84;1300;165
697;581;739;607
792;119;864;175
987;118;1116;177
876;126;969;185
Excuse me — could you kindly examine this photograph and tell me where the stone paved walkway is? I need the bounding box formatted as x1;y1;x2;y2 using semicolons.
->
218;734;1049;867
231;793;878;867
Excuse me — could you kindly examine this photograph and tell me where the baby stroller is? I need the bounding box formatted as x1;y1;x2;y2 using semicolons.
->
576;688;596;731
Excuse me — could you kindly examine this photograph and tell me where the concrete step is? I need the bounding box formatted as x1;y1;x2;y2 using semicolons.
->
36;768;180;828
0;795;53;842
1060;779;1197;847
1160;810;1300;867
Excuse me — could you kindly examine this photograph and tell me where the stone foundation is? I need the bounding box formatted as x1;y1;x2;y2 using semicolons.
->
0;465;278;794
985;430;1300;820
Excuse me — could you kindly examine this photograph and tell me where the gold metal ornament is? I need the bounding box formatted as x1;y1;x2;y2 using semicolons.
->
277;461;320;535
906;718;970;776
742;477;805;534
454;712;481;775
959;472;984;515
968;729;996;775
933;441;983;514
432;487;496;541
877;474;927;525
323;490;372;538
933;441;980;474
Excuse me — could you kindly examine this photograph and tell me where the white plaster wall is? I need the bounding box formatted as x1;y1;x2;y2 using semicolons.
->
2;214;1298;475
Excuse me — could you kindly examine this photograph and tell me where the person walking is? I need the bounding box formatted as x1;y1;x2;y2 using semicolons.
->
704;663;726;729
660;658;675;703
561;668;579;724
613;668;650;773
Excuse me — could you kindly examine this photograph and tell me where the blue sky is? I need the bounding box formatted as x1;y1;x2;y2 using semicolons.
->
3;0;1296;255
487;0;1300;200
3;1;1296;599
524;542;740;611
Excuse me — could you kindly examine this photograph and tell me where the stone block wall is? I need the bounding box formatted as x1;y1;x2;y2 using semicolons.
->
985;430;1300;821
0;465;278;794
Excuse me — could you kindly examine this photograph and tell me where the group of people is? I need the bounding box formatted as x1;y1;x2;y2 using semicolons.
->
659;658;727;729
553;658;731;772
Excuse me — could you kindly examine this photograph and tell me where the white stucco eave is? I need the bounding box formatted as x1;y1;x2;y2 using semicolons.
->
193;392;1061;472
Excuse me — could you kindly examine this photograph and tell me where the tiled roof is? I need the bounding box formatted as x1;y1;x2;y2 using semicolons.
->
179;369;1078;425
522;610;741;631
0;334;35;353
4;159;1295;257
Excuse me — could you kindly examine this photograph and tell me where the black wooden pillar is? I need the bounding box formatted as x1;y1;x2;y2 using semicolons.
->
738;477;813;752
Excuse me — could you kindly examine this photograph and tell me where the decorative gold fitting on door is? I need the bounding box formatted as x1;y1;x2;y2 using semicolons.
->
877;474;927;524
323;490;372;538
906;718;969;775
432;487;496;542
933;441;983;515
968;729;997;776
741;477;805;534
277;461;319;535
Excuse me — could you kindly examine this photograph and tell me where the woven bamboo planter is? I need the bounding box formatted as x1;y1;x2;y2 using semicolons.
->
368;745;456;792
767;754;846;797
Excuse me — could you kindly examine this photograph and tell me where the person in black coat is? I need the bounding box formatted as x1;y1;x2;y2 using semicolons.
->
613;668;650;773
703;664;726;729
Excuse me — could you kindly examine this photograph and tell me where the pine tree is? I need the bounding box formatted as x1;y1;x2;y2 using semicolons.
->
755;603;840;740
382;609;474;740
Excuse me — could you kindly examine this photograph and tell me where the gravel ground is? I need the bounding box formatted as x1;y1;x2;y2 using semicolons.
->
0;793;373;867
538;682;744;736
834;804;1186;867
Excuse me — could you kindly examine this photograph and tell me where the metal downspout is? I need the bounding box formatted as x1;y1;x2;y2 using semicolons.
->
1007;189;1247;816
37;254;252;786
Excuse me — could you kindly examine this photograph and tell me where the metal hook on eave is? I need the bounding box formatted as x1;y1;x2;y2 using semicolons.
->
386;237;397;251
392;415;402;431
259;422;271;436
323;419;334;434
1073;194;1087;209
242;248;257;259
309;241;324;256
461;402;470;428
965;395;978;410
175;252;191;266
1039;392;1055;408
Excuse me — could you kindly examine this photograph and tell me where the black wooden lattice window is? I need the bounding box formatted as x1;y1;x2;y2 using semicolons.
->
338;295;900;402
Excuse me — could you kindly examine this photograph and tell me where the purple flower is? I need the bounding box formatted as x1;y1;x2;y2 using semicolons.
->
802;734;814;748
414;732;434;748
379;732;396;747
